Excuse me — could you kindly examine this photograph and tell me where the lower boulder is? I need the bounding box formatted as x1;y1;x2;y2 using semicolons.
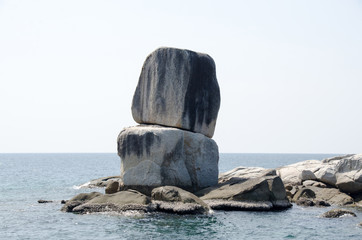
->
117;125;219;194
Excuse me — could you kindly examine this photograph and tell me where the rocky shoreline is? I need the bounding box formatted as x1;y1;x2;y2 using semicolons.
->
60;48;361;219
62;153;361;216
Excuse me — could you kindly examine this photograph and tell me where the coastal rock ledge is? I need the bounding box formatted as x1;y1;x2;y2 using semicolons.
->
63;175;291;215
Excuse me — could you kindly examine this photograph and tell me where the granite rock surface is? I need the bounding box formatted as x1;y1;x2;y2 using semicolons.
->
131;47;220;138
117;125;219;193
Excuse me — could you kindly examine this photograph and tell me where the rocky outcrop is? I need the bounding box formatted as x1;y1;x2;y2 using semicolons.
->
196;175;291;210
132;47;220;138
321;209;357;218
277;154;362;194
62;188;210;215
118;125;219;193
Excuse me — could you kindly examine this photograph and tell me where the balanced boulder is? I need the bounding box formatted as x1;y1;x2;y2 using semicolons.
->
131;47;220;138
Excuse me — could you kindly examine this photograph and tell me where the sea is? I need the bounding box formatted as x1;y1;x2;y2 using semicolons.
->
1;153;361;239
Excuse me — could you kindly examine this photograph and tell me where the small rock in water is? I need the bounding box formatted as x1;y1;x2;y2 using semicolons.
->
321;209;357;218
61;200;67;204
38;200;53;204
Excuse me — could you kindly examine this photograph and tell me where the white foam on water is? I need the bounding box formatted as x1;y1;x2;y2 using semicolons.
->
72;182;91;190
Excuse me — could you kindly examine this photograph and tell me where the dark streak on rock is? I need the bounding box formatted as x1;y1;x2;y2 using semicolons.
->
118;130;160;159
183;52;220;131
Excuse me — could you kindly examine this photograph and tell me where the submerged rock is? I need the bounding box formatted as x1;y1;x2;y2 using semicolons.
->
132;47;221;138
38;200;53;204
321;209;357;218
118;125;219;194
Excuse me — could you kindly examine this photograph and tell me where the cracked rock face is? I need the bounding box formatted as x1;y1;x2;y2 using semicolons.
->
117;125;219;193
131;47;220;138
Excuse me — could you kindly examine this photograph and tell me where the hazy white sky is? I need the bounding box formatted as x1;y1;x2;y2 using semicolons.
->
1;0;361;153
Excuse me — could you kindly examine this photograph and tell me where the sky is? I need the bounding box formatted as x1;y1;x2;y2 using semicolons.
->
0;0;361;153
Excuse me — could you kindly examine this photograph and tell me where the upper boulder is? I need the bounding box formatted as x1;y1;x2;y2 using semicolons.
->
132;47;221;138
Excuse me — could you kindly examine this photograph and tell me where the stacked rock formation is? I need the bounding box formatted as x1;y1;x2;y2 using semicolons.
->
117;47;221;193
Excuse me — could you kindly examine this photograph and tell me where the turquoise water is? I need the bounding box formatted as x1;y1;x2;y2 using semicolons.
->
1;153;361;239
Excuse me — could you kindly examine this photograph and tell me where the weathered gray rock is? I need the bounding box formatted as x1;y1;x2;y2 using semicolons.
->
292;188;316;201
302;180;327;188
292;186;353;206
321;208;357;218
132;47;221;138
218;166;276;184
117;125;219;193
277;160;323;186
151;186;210;214
196;176;291;210
72;190;151;214
277;154;362;194
334;154;362;193
61;192;103;212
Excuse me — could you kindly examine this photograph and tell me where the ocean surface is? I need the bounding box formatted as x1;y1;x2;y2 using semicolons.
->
1;153;361;239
